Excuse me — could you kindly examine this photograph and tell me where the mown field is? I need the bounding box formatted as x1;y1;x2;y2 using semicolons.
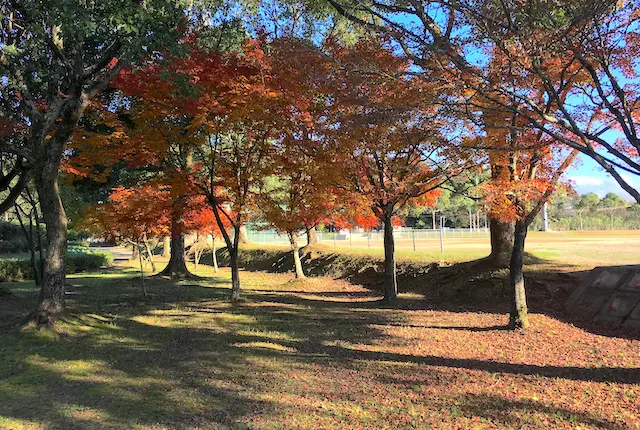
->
295;230;640;267
1;251;639;429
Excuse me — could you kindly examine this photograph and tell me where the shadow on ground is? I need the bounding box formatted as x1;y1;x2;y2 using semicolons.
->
1;263;638;428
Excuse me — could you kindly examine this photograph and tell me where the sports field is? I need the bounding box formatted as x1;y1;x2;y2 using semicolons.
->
257;230;640;268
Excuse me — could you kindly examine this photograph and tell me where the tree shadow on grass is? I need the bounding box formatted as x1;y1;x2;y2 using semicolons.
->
1;266;638;428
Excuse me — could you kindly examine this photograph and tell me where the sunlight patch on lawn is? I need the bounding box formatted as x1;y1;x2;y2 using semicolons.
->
233;341;297;353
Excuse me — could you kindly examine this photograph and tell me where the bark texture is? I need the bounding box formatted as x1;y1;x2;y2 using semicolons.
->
382;213;398;301
34;173;68;325
488;219;515;268
508;221;529;329
31;96;89;326
159;195;194;278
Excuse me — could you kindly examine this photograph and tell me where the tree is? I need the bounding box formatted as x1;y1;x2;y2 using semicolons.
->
327;0;640;203
184;198;231;272
192;38;297;300
575;192;601;230
600;192;627;230
0;1;185;325
320;39;463;301
257;167;339;279
81;185;171;275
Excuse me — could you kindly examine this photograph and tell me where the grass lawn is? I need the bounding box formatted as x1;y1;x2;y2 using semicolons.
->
1;260;639;429
277;230;640;267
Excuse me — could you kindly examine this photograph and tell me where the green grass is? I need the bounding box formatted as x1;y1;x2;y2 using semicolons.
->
0;262;638;429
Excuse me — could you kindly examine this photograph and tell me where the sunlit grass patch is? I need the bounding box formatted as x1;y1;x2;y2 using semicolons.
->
0;259;639;429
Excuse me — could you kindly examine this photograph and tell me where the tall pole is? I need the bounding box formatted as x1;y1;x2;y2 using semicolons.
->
542;202;550;231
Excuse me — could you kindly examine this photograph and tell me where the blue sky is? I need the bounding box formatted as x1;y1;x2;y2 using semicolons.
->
565;155;637;202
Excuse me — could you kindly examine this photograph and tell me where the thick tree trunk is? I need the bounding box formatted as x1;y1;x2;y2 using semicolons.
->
33;165;68;326
382;213;398;301
130;244;139;261
508;221;529;330
162;236;170;257
160;233;191;278
290;232;305;279
484;102;516;268
487;218;514;268
238;224;250;244
159;197;193;278
28;89;90;326
306;226;318;246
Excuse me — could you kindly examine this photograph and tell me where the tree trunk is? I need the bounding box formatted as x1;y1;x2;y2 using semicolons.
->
33;165;68;326
162;236;170;257
579;213;583;230
382;212;398;301
211;237;219;273
159;197;193;278
487;218;514;268
238;224;250;244
229;227;241;301
306;226;318;246
290;232;306;279
610;212;614;230
508;220;529;330
143;239;157;272
131;244;140;261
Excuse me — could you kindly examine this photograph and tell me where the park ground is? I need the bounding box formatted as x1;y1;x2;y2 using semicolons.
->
0;231;639;429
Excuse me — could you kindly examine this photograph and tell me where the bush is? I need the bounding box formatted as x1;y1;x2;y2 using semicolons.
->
0;238;31;254
0;259;33;281
0;222;23;241
67;229;89;242
0;249;113;282
66;249;114;273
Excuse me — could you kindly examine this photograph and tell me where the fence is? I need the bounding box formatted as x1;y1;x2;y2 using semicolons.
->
245;227;490;253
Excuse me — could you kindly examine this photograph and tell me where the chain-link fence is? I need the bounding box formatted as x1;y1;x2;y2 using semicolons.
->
245;227;490;252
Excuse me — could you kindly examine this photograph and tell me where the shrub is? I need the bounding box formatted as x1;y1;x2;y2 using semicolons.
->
0;238;31;254
0;250;113;281
68;242;90;250
66;249;114;273
67;229;89;242
0;259;33;281
0;222;23;241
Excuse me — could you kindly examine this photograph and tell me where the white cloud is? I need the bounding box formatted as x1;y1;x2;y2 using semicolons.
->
568;174;636;201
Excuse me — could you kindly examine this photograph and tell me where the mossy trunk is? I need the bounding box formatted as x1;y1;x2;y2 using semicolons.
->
30;96;87;326
33;152;68;326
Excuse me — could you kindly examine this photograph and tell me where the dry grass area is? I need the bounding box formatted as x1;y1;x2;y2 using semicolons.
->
304;230;640;267
1;261;639;429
